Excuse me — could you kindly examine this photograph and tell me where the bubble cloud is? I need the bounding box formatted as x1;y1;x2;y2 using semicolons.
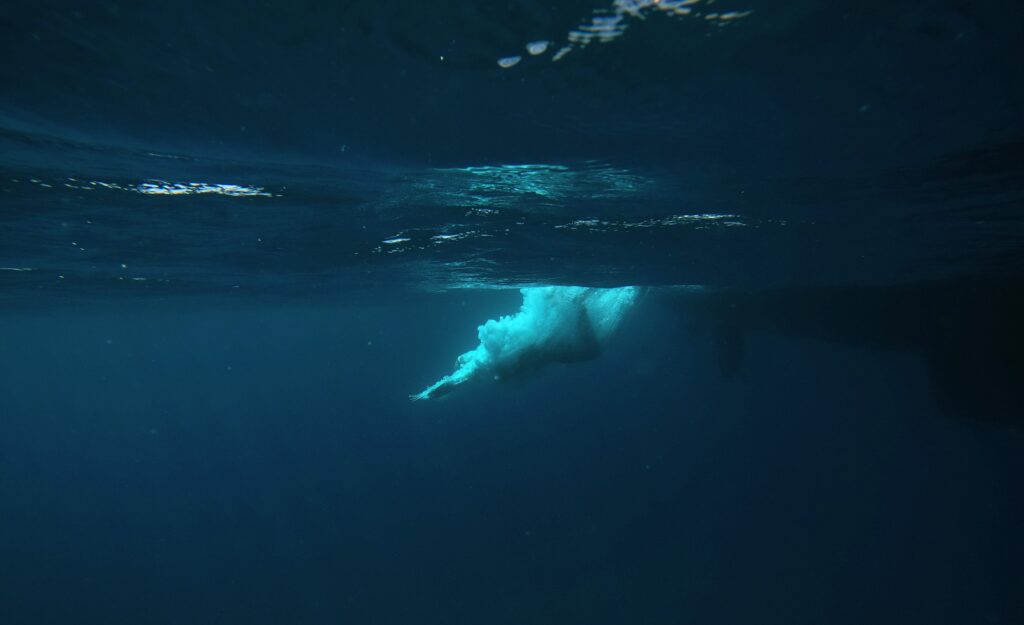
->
411;286;639;400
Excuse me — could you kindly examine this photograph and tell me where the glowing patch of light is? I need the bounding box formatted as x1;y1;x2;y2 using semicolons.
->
136;181;272;197
431;231;490;244
506;0;753;65
417;163;646;208
23;176;276;197
555;213;745;230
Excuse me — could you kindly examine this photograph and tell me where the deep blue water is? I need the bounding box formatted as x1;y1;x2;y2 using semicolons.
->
2;1;1024;623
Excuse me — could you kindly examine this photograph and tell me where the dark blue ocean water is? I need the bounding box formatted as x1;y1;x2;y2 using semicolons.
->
2;1;1023;623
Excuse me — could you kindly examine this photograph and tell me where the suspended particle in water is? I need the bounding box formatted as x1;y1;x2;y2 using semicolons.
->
497;55;522;68
525;40;549;55
552;45;573;61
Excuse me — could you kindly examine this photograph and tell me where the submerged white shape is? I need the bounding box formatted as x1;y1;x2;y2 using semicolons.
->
411;285;639;401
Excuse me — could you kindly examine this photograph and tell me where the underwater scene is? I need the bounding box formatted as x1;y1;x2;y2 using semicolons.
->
2;1;1023;623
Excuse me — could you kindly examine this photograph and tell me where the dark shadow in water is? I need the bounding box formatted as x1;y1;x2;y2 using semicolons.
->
668;281;1024;621
670;282;1024;424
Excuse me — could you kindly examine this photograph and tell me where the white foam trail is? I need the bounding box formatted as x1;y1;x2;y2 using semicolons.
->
411;286;639;401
